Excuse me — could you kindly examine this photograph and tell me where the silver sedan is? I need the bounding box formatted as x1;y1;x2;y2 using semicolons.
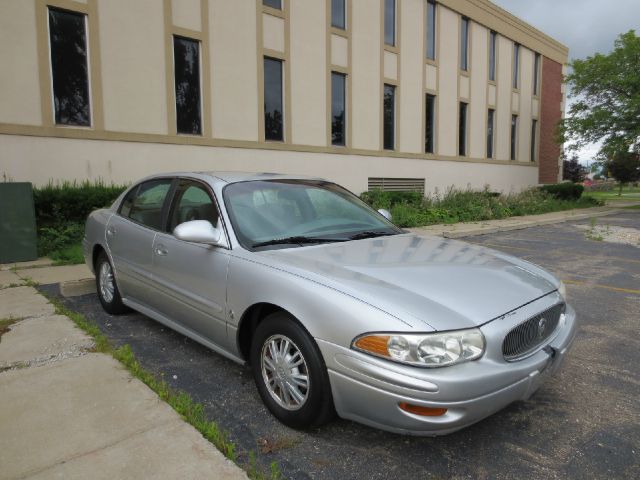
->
84;172;577;435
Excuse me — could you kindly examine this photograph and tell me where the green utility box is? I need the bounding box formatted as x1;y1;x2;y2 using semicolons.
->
0;182;39;263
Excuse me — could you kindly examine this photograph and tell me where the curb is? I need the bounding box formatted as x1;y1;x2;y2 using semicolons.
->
411;208;621;239
60;278;96;297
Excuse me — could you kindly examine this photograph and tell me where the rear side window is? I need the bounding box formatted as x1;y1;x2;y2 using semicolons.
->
119;179;172;230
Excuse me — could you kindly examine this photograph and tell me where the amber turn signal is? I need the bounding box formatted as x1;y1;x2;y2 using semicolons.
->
353;335;390;357
398;402;447;417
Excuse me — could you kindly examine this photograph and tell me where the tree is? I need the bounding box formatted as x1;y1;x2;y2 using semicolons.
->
562;154;588;183
558;31;640;160
605;151;640;195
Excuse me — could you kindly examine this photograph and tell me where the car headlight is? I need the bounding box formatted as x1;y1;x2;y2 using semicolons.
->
352;328;485;368
558;281;567;300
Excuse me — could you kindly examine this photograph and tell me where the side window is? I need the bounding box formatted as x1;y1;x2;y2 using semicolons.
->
119;179;172;230
168;181;220;232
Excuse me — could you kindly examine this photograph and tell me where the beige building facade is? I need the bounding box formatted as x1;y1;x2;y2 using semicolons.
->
0;0;568;194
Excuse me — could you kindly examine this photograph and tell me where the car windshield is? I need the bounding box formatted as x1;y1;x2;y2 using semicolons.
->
223;180;401;249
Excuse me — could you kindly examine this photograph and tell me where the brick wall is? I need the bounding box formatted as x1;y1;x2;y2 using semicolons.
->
539;57;563;184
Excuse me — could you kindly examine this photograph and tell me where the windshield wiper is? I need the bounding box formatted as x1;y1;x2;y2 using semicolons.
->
348;230;398;240
252;236;348;248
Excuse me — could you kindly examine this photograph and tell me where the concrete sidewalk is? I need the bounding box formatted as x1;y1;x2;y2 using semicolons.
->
0;277;247;478
408;205;622;238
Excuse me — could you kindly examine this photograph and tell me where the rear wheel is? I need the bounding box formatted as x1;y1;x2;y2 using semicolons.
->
250;312;335;429
95;251;128;314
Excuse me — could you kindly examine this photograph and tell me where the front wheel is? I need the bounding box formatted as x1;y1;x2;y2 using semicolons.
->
250;312;335;429
95;251;128;315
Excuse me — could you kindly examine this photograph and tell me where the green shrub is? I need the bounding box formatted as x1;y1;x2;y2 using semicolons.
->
33;180;128;261
37;222;84;256
360;185;602;228
33;180;128;227
539;182;584;200
390;204;450;227
360;189;424;210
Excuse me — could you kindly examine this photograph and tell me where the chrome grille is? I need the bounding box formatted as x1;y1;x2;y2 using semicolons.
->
502;303;565;361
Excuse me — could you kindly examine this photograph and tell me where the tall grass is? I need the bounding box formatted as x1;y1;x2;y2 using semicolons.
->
361;187;604;228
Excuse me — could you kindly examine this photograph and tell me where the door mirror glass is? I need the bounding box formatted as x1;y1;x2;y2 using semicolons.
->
174;220;224;246
377;208;392;221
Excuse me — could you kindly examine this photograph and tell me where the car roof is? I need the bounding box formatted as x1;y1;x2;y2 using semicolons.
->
154;171;326;184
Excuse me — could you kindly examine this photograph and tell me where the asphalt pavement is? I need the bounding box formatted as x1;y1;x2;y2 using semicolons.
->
41;209;640;480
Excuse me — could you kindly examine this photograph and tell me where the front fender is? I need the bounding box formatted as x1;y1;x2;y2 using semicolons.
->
226;254;419;352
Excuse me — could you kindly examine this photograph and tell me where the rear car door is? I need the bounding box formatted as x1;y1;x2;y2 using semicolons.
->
150;178;231;350
106;178;173;305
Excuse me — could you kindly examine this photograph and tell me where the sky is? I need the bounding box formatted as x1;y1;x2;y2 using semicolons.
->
491;0;640;164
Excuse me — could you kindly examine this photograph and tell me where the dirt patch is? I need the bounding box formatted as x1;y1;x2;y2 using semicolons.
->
575;223;640;247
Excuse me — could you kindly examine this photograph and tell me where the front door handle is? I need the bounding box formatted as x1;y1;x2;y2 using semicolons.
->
155;245;168;256
106;226;116;236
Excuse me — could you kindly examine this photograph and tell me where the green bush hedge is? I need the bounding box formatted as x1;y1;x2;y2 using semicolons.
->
360;186;602;228
34;180;128;227
538;182;584;200
33;180;128;261
359;190;424;210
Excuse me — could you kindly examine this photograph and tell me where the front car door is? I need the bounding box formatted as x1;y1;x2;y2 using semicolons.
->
106;177;173;305
150;178;231;351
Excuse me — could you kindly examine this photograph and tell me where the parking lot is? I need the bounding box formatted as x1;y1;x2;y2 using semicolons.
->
43;210;640;479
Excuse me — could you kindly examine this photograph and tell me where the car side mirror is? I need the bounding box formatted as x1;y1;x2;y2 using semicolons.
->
377;209;392;221
174;220;225;246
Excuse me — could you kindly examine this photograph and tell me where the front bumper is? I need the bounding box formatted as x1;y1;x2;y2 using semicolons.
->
318;293;577;436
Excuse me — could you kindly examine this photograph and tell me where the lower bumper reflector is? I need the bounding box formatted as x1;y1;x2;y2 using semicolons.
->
398;402;447;417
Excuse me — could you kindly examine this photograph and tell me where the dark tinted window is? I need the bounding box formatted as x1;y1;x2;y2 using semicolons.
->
459;102;468;156
332;0;346;29
425;94;435;153
174;36;201;135
264;57;284;141
511;115;518;160
426;1;436;60
48;8;90;126
489;31;497;81
120;179;173;230
460;17;469;71
533;53;541;95
531;119;538;162
513;43;520;88
263;0;281;9
487;108;495;159
383;84;395;150
331;72;346;146
384;0;395;46
168;181;219;232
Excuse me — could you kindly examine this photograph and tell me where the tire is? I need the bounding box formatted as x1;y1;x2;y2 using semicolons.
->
95;251;128;315
250;312;335;429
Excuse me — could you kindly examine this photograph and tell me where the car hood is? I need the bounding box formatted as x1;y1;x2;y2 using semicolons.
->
258;233;559;331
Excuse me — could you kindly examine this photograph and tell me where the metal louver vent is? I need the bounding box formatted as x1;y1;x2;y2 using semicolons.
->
368;177;425;194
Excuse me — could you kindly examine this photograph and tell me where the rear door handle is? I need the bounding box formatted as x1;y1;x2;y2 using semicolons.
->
107;226;116;236
155;245;168;256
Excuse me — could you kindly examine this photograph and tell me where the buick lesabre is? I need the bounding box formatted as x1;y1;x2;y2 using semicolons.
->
84;172;576;435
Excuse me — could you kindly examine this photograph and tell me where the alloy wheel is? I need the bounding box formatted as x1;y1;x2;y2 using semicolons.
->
261;334;310;410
